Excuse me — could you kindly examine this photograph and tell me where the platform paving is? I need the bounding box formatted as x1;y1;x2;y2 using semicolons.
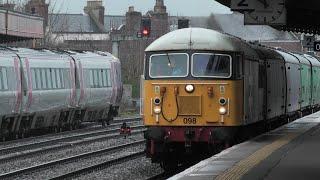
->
169;112;320;180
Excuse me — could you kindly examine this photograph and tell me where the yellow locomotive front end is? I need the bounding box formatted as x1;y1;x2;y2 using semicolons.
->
141;28;246;169
143;80;243;127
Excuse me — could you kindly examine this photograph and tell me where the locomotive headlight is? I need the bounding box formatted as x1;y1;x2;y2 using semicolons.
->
219;107;227;115
185;84;194;93
153;106;162;114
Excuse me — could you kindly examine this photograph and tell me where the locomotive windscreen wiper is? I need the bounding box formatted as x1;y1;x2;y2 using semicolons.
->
166;53;173;69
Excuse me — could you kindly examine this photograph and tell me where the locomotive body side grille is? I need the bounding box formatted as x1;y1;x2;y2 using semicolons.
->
178;96;202;116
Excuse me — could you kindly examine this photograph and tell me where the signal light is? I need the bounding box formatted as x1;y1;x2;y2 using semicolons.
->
142;29;149;36
141;18;151;37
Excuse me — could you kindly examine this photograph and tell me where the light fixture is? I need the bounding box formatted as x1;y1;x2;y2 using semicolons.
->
185;84;194;93
219;107;227;115
153;106;162;114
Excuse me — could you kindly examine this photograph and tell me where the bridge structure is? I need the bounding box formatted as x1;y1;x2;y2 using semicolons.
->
0;8;44;43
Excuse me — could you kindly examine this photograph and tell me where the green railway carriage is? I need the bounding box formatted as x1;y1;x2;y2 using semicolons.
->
293;53;313;110
303;54;320;108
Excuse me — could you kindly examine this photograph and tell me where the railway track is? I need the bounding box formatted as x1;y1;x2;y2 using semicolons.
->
50;151;145;180
0;127;145;164
0;117;141;147
0;140;145;179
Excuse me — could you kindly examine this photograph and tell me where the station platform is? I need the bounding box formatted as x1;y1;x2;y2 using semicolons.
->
169;111;320;180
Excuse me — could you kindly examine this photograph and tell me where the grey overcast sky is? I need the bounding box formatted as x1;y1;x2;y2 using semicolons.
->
48;0;231;16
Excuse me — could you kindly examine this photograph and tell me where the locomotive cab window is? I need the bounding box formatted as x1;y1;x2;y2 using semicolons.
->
149;53;189;78
192;53;232;78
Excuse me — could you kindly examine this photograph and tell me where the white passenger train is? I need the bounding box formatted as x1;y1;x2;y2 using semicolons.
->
0;48;122;140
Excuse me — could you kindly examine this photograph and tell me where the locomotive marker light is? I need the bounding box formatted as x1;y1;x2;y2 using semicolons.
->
154;106;162;124
154;106;162;114
185;84;195;93
219;107;227;115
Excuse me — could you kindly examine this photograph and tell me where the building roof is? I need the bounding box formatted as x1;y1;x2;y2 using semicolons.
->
49;12;298;42
49;14;125;33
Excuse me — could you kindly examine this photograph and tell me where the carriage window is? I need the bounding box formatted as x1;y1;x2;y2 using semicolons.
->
93;69;99;88
52;69;57;89
89;69;94;87
0;68;3;90
97;69;103;88
47;69;52;89
60;69;65;88
56;69;62;89
107;69;112;87
31;69;37;89
149;53;189;78
102;69;107;87
2;68;7;90
192;53;232;78
42;69;47;89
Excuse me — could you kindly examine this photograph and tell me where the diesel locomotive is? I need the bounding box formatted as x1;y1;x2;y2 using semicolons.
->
141;28;320;169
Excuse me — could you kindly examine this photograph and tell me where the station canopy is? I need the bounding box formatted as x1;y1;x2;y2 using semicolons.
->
216;0;320;34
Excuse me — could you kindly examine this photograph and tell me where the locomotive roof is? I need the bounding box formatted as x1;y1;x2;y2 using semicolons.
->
145;28;256;54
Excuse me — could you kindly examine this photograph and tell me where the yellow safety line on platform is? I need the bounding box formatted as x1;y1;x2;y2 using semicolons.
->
215;132;299;180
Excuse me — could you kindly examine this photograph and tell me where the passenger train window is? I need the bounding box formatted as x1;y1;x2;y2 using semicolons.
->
35;69;39;89
88;69;111;88
52;69;57;89
37;69;42;89
94;70;99;88
47;69;52;89
107;69;112;87
192;53;231;78
0;68;3;90
102;70;107;87
2;68;8;90
89;69;94;87
41;69;47;89
56;69;62;89
60;69;65;88
31;69;37;89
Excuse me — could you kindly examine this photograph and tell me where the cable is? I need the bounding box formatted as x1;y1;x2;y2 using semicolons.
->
160;94;179;123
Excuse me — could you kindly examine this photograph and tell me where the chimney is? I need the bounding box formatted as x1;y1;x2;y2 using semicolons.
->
84;0;105;32
125;6;142;36
128;6;134;12
154;0;166;14
25;0;49;27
